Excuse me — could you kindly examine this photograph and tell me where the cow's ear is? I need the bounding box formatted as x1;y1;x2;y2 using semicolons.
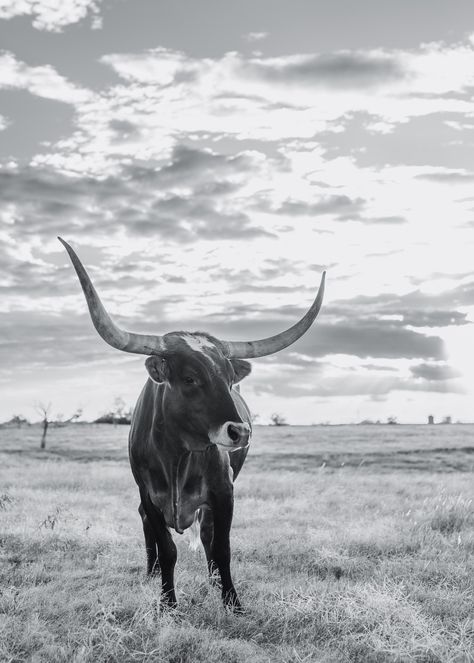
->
231;358;252;384
145;355;169;384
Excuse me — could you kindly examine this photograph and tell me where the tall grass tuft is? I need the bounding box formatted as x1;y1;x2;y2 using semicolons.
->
429;494;473;536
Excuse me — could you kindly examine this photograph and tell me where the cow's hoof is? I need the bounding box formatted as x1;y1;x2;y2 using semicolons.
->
223;591;243;614
230;602;244;615
160;589;178;612
160;599;177;613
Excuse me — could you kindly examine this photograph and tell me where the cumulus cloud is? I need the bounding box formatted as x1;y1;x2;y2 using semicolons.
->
416;170;474;183
300;322;445;361
249;372;464;399
0;243;75;297
0;51;93;104
244;354;463;400
127;144;255;186
109;119;140;141
0;36;473;180
101;48;191;86
410;363;462;381
266;198;405;225
0;0;103;32
99;39;474;138
358;215;407;225
327;289;471;328
0;311;110;372
127;194;274;242
243;32;269;43
273;195;365;219
9;36;470;176
245;51;404;89
0;144;272;253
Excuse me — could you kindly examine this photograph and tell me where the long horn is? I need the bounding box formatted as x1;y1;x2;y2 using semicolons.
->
58;237;165;355
222;272;326;358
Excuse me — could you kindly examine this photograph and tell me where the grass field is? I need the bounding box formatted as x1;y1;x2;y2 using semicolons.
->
0;423;473;662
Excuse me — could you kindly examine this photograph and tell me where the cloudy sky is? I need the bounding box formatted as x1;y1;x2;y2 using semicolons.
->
1;0;474;424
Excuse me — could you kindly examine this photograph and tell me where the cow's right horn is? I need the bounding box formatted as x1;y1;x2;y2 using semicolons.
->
221;271;326;359
59;238;165;355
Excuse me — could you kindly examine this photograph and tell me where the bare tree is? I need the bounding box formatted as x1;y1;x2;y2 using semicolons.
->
36;403;82;449
112;396;126;426
54;408;83;427
37;402;52;449
270;412;287;426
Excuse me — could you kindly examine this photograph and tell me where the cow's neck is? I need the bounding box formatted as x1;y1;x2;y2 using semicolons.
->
152;419;213;533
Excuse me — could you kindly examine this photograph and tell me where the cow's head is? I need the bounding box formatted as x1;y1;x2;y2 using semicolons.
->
59;237;325;450
144;332;252;450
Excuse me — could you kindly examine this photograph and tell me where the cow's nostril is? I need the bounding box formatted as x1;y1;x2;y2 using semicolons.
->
227;424;240;442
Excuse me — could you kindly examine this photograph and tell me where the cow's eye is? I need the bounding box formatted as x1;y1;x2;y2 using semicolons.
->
183;376;195;385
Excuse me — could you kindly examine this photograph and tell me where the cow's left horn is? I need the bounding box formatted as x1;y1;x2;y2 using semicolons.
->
221;271;325;359
59;238;165;355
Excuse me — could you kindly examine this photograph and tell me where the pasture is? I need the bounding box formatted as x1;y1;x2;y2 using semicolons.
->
0;423;473;662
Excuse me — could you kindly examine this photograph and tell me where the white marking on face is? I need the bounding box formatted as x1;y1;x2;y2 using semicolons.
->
179;333;215;353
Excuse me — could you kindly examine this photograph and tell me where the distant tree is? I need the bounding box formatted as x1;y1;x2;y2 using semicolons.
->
112;396;132;425
270;412;287;426
441;416;452;425
53;409;83;428
94;412;115;424
251;412;260;424
95;397;133;425
36;402;82;449
8;414;29;428
387;416;398;425
37;402;52;450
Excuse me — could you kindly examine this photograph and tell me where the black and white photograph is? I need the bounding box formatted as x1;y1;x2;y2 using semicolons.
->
1;1;473;660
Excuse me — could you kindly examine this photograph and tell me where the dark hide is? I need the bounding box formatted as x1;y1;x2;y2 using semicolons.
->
129;332;251;610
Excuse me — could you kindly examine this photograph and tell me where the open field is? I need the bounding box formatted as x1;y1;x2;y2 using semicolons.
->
0;424;473;662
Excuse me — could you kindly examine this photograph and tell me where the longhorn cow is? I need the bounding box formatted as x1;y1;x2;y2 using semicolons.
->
59;237;325;611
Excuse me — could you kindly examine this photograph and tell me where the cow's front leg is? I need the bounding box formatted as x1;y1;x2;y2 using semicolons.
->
210;490;242;612
138;502;158;576
199;508;220;586
140;490;177;608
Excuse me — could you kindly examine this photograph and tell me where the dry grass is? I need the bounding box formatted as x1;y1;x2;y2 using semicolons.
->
0;423;473;662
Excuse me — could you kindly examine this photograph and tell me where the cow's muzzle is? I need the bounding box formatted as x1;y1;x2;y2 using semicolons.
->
210;421;251;450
